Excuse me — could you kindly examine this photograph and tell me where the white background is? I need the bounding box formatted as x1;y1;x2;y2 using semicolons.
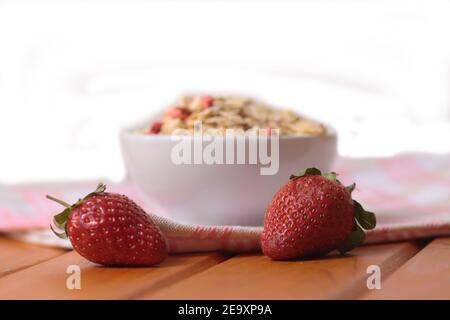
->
0;0;449;183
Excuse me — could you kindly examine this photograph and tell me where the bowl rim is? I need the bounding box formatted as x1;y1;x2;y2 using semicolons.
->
121;121;337;141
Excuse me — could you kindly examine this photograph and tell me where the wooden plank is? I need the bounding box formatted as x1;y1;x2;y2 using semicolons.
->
142;242;422;300
0;250;230;299
0;237;65;278
363;237;450;299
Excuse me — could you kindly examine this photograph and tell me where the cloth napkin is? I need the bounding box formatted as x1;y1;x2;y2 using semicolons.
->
1;154;449;253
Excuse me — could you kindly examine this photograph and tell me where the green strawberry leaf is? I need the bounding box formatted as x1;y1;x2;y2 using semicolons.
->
354;200;376;230
345;183;356;193
50;224;68;239
289;168;340;183
84;182;106;199
53;207;71;228
322;172;337;182
290;167;322;180
338;221;366;254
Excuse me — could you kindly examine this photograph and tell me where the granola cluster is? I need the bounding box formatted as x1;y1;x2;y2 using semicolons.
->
143;95;326;136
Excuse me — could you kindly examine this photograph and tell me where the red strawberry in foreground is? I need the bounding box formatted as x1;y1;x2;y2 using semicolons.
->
47;183;168;267
261;168;376;260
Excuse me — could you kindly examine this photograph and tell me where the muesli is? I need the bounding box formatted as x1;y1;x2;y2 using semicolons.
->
142;95;326;136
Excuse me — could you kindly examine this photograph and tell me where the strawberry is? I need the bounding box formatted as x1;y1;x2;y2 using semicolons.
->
145;121;163;134
165;107;191;121
261;168;376;260
47;183;168;267
201;95;214;108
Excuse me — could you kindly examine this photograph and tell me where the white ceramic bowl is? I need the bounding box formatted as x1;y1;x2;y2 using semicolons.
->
120;125;337;226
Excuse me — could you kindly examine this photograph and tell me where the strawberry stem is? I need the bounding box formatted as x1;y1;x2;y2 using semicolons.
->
46;195;71;208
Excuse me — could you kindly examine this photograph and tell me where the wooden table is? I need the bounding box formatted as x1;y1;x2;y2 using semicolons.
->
0;236;449;299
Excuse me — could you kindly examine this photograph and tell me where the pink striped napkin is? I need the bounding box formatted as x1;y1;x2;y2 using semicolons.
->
1;154;449;253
